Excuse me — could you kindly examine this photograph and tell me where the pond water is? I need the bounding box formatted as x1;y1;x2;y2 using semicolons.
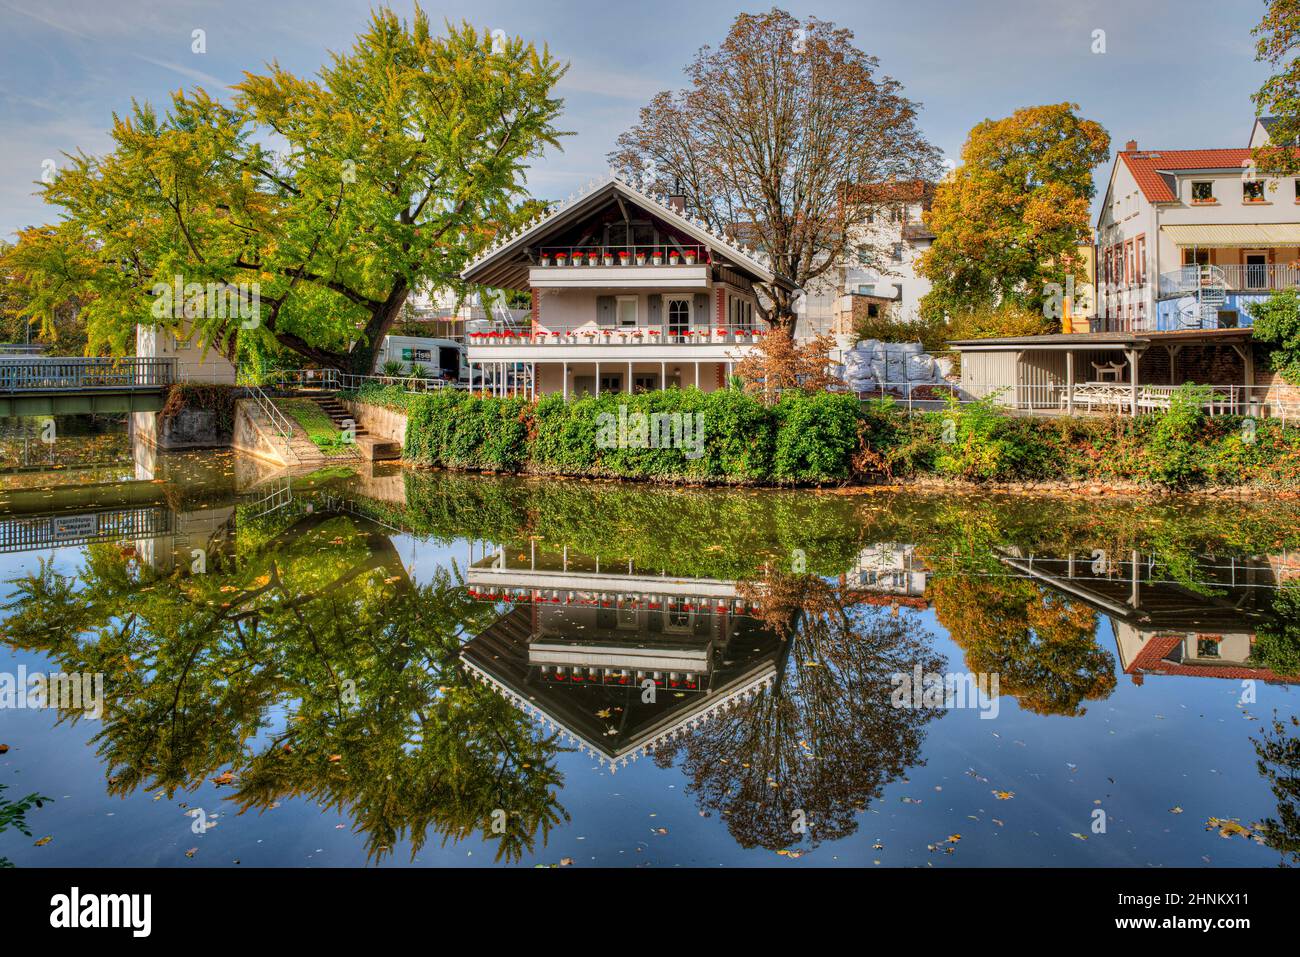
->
1;427;1299;868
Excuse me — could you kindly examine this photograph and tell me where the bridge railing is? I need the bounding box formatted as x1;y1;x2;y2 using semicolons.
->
0;357;176;393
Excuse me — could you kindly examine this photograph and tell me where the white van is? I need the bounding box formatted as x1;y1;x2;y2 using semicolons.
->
374;335;468;383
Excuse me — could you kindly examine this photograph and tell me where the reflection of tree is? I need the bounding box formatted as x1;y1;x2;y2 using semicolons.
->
929;574;1114;717
652;573;943;852
1253;584;1300;678
1253;714;1300;866
2;506;567;863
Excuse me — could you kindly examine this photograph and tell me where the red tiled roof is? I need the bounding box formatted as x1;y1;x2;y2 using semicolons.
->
1124;632;1292;683
1119;149;1252;203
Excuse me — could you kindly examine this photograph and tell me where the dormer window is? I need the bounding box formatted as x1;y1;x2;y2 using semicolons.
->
1191;181;1214;204
1244;180;1266;203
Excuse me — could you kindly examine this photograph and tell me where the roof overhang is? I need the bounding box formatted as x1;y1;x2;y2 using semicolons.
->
460;175;796;293
1161;223;1300;247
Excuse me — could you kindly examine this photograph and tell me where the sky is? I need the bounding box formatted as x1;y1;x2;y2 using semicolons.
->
0;0;1280;241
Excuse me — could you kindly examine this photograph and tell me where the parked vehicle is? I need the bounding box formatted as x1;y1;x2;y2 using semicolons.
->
373;335;468;383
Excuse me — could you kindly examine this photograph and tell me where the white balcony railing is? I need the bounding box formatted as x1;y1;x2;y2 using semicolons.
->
467;325;767;346
535;244;710;268
1158;263;1300;297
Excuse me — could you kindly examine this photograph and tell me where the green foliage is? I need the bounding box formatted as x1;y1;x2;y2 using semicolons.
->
0;783;51;868
1146;384;1211;489
932;395;1024;481
1248;290;1300;385
279;399;353;455
1254;584;1300;677
2;10;567;371
852;310;950;355
382;359;404;377
772;391;861;481
391;387;858;484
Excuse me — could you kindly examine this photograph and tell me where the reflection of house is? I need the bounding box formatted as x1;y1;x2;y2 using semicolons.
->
846;544;929;604
460;543;783;770
995;549;1294;685
459;175;795;397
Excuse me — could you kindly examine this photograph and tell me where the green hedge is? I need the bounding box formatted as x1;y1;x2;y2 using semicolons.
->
343;382;1300;490
346;384;863;485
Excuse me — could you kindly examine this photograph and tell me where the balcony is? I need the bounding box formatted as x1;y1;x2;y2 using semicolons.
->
469;325;763;347
1158;263;1300;298
531;244;713;290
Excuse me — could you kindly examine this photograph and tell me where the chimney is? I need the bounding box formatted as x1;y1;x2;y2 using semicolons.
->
1125;139;1138;152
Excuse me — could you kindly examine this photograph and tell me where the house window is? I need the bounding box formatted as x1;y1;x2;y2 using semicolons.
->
1197;638;1221;659
891;243;904;262
1125;241;1135;287
1295;179;1300;202
1182;249;1209;267
1191;181;1214;203
1244;179;1266;202
857;247;871;265
1135;235;1146;285
616;296;638;327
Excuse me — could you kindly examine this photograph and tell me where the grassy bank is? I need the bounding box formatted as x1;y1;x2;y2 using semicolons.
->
342;382;1300;491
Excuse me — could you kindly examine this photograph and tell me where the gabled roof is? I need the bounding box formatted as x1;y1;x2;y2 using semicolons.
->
461;174;796;291
1119;148;1252;203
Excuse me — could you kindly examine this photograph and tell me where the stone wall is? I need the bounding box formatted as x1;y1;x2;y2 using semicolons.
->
340;399;408;446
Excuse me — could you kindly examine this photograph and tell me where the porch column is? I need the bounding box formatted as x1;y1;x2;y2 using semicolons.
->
469;362;474;393
694;362;700;389
595;361;600;397
1127;348;1139;416
660;360;666;391
562;361;568;401
1065;352;1074;415
627;361;633;394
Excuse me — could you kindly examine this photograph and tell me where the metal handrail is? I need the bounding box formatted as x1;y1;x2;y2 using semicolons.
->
468;324;766;345
0;356;176;393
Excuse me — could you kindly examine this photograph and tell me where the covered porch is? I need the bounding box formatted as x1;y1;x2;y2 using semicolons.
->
953;329;1272;416
468;358;737;398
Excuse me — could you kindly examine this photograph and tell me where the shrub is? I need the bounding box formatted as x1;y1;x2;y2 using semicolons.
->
1146;384;1211;488
1248;289;1300;385
931;394;1022;482
772;390;860;482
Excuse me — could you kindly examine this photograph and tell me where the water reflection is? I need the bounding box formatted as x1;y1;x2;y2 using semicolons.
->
4;442;1300;865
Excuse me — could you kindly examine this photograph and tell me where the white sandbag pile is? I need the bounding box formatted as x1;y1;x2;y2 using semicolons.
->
838;339;950;394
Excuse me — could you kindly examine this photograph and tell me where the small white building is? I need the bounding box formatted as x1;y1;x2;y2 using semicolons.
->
460;175;796;397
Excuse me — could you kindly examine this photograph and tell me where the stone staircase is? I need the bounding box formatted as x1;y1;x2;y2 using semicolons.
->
308;394;400;462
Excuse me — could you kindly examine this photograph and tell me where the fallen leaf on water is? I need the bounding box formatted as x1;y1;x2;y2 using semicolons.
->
992;790;1015;800
33;836;52;847
1070;833;1088;841
0;744;8;754
559;857;574;866
212;771;235;786
1169;806;1184;814
185;848;197;858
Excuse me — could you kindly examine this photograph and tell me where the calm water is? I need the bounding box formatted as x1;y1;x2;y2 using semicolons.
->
2;426;1299;868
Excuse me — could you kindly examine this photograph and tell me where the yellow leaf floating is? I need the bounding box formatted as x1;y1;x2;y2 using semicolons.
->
992;790;1015;800
33;836;52;847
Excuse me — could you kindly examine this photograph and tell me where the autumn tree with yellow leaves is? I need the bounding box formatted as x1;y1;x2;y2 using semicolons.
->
3;7;567;372
917;103;1109;324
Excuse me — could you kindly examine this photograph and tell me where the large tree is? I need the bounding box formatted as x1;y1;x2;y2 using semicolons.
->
3;7;567;372
917;103;1109;321
1253;0;1300;176
607;7;939;331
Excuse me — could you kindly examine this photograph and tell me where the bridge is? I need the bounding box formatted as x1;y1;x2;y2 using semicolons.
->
0;505;174;555
0;356;175;416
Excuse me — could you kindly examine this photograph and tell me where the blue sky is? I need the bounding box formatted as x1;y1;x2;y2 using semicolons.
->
0;0;1278;241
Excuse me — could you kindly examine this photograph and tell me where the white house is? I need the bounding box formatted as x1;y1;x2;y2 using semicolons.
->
1095;119;1300;332
460;175;796;397
796;181;936;340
